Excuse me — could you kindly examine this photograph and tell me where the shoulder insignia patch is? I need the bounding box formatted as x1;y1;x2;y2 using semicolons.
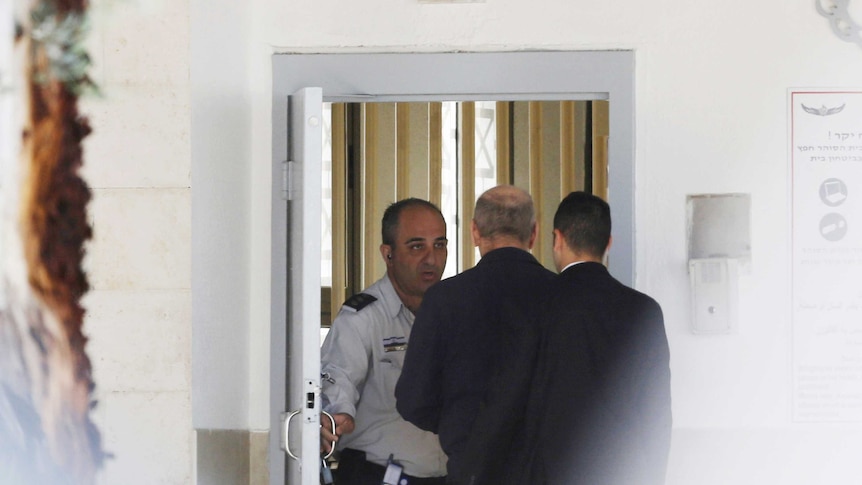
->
343;293;378;311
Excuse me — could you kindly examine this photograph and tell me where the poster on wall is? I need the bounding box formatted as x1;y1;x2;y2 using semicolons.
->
790;89;862;422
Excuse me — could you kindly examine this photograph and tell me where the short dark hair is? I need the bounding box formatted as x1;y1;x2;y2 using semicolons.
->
381;198;445;246
553;191;611;258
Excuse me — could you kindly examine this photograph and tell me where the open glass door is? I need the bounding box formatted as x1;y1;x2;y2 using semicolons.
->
271;87;323;485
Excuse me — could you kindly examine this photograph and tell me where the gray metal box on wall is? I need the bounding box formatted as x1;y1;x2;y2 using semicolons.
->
687;193;751;265
686;194;751;334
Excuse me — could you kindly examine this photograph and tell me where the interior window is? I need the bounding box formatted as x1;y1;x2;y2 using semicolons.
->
319;100;609;330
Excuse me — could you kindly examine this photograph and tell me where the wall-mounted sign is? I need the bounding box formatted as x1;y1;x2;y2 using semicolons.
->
790;89;862;422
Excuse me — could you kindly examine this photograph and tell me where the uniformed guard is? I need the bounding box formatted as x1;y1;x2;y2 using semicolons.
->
320;198;449;485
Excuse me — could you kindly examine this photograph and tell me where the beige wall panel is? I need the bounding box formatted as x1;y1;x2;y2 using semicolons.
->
87;188;190;291
512;101;531;192
528;102;544;264
560;101;577;197
538;101;562;270
331;103;347;316
375;103;398;201
428;103;443;207
496;102;511;185
85;290;190;393
406;102;431;199
249;431;269;485
460;102;476;270
574;101;589;193
363;103;398;287
396;103;411;200
98;391;191;483
196;430;249;485
592;100;610;201
361;104;374;287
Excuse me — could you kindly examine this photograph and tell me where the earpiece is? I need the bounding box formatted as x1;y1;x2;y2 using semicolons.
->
387;253;392;260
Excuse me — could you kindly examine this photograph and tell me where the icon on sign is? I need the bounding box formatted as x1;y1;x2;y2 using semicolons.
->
819;178;848;207
819;213;847;241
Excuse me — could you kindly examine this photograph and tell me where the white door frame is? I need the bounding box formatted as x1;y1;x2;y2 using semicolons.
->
270;50;636;485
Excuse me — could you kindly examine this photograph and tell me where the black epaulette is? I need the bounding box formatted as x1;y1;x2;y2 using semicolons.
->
343;293;377;311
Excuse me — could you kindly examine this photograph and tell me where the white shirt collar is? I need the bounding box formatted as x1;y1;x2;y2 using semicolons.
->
560;260;586;273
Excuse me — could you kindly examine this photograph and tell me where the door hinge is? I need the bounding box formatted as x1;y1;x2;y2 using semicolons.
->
282;160;295;201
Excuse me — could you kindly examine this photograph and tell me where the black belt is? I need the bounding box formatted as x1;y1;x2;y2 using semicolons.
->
335;448;446;485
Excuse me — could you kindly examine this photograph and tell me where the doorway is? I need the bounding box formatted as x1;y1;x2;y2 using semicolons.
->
270;51;635;485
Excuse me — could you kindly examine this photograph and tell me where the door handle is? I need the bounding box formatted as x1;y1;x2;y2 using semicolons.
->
281;408;335;461
282;380;329;462
281;410;301;461
321;410;336;460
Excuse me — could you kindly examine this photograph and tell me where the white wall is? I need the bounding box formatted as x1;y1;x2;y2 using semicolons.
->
189;0;253;430
81;1;193;483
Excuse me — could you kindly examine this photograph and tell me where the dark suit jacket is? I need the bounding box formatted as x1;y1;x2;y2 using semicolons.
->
395;247;555;482
505;261;672;485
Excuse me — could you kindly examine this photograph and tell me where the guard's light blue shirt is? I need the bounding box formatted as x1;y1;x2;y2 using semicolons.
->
320;274;447;477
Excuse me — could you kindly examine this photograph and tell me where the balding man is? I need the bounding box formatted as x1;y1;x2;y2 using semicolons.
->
321;198;449;485
395;185;555;484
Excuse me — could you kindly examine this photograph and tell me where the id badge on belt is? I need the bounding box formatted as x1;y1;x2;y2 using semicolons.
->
382;454;404;485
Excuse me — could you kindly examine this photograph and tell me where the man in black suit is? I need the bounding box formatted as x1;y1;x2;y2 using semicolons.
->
506;191;672;485
395;185;556;484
